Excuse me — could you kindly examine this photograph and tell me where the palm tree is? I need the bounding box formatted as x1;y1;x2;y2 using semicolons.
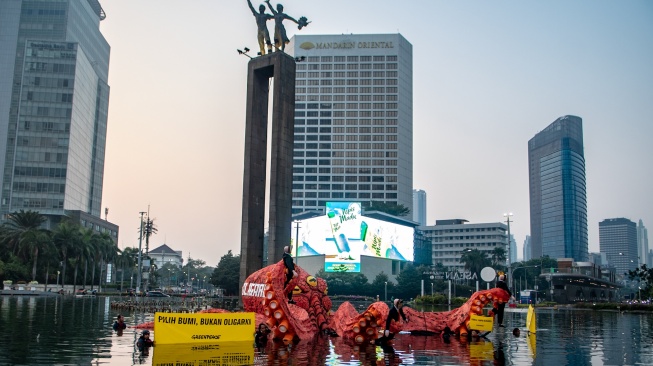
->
116;247;137;292
97;232;118;291
490;247;507;269
0;210;48;280
460;249;490;276
141;217;157;254
80;229;96;289
52;220;82;289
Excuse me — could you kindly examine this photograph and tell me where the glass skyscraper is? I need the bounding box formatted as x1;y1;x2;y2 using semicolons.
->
599;218;638;276
287;34;413;214
528;115;588;261
0;0;109;227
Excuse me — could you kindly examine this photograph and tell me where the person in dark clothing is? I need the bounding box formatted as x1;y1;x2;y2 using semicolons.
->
282;245;297;304
254;323;271;348
375;298;408;345
493;274;513;327
136;329;154;348
113;314;127;331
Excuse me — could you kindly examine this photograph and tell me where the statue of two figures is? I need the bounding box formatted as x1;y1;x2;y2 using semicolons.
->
247;0;309;55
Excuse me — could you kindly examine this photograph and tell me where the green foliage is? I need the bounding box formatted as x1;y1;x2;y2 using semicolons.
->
395;263;430;299
414;294;449;304
363;201;410;217
316;269;371;296
210;250;240;295
627;264;653;298
460;249;491;276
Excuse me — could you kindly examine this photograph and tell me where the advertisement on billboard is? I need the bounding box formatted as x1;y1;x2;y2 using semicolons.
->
292;202;414;272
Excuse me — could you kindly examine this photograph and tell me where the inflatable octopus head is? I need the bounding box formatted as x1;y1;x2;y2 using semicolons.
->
242;261;333;328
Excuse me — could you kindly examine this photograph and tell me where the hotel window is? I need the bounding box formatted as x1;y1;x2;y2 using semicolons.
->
347;71;358;77
361;64;372;70
321;56;332;62
321;64;332;70
387;63;398;69
308;72;319;78
374;56;385;61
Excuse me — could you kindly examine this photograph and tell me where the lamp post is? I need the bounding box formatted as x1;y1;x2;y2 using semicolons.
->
504;213;513;290
56;270;60;287
511;265;540;297
294;221;301;266
384;281;388;302
136;211;146;295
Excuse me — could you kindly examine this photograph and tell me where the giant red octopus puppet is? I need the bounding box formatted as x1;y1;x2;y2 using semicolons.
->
241;260;511;345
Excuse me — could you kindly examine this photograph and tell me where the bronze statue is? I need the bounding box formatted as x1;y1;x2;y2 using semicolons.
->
247;0;273;55
265;0;309;52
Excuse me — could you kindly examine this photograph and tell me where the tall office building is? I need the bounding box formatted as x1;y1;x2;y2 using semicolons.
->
523;235;532;261
599;218;638;276
412;189;426;226
287;34;413;214
419;219;508;272
0;0;110;228
528;115;588;261
509;234;517;264
637;219;649;267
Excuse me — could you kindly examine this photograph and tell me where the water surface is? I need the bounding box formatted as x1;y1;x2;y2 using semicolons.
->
1;296;651;365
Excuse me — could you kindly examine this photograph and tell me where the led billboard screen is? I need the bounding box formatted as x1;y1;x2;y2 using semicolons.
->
291;202;414;272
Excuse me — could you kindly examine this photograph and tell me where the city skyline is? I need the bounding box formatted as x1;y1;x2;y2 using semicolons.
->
96;1;652;263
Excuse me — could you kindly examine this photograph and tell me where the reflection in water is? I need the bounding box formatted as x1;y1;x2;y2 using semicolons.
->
1;296;653;365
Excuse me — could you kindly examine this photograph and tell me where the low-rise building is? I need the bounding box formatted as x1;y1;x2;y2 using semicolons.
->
149;244;183;268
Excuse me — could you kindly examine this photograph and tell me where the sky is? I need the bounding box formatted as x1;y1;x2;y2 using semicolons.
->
98;1;653;266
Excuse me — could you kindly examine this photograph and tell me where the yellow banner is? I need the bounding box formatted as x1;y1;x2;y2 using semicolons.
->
469;341;494;360
152;342;254;366
153;312;255;345
469;314;494;331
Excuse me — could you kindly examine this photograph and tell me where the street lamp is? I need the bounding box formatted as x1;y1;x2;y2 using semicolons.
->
511;265;540;297
504;213;513;290
56;270;60;287
384;281;388;302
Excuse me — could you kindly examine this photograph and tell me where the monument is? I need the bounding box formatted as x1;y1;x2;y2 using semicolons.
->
239;1;309;297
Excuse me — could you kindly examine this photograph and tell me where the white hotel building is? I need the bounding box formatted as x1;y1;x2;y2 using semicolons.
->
287;34;413;214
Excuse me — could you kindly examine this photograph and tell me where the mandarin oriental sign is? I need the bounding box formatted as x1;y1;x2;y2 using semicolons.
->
299;41;395;50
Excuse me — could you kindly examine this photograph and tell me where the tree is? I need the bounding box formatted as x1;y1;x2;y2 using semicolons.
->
395;264;431;299
490;247;507;269
627;264;653;299
0;210;49;281
210;251;240;295
52;220;83;289
140;217;158;254
460;249;491;277
363;201;410;217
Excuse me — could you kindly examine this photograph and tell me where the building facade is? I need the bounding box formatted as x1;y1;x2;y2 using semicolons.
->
418;219;508;273
528;115;588;261
0;0;110;228
509;234;517;263
287;34;413;215
637;219;649;267
149;244;183;268
412;189;426;226
523;235;531;261
599;218;638;276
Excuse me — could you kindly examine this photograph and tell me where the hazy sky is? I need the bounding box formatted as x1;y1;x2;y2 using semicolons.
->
98;1;653;265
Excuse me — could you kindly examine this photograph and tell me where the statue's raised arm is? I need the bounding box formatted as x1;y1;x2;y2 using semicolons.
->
264;1;309;52
248;0;273;55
